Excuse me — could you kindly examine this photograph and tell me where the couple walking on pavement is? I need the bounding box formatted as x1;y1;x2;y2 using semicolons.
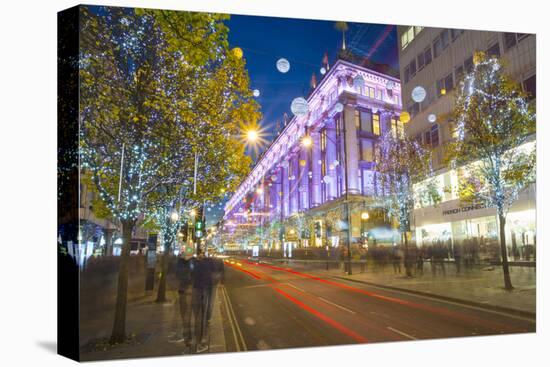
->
173;249;224;354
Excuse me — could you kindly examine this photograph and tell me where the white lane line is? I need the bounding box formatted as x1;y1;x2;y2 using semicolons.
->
222;286;248;351
387;326;418;340
285;283;306;293
317;297;357;315
221;286;240;352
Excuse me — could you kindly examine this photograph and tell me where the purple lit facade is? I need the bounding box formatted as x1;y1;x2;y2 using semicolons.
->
223;60;403;251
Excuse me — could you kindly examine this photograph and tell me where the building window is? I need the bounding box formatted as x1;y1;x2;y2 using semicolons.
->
360;110;372;133
404;65;410;83
523;74;536;100
407;101;420;118
433;30;450;58
430;124;439;147
487;42;501;58
433;36;443;58
417;51;425;71
409;59;417;79
391;117;404;138
424;130;431;146
373;114;380;135
401;26;423;50
361;140;374;162
437;73;454;97
368;87;376;99
424;46;432;66
320;129;327;152
451;28;464;41
503;32;517;51
354;110;360;130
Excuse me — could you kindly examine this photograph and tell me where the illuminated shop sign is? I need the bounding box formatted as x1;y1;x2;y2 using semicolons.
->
442;203;487;216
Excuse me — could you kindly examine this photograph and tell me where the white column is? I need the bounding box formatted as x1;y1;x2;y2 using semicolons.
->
311;131;322;206
343;105;360;194
299;147;309;211
326;119;338;200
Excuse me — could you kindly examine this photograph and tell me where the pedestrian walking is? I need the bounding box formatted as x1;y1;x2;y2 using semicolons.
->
191;250;214;353
172;252;194;346
392;244;402;274
453;243;462;275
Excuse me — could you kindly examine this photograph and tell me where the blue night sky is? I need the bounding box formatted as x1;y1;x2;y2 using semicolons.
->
207;13;399;225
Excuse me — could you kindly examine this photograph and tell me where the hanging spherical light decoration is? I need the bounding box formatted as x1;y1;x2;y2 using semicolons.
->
232;47;243;59
253;89;260;97
320;67;326;75
400;111;411;123
334;102;344;113
323;175;332;183
276;58;290;73
411;86;427;103
291;97;309;116
428;113;437;123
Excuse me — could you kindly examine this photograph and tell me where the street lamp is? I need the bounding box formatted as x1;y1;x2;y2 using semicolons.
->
189;208;197;217
302;135;313;148
361;212;370;220
247;129;259;142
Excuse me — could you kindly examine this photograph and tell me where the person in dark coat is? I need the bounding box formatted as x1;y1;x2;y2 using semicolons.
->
191;250;214;353
173;252;194;345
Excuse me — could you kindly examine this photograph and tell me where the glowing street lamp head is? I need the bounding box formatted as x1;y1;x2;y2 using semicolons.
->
190;208;197;217
302;135;313;148
361;212;370;220
247;129;258;142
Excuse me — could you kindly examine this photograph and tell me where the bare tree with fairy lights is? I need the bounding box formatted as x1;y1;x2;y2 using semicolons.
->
448;52;536;290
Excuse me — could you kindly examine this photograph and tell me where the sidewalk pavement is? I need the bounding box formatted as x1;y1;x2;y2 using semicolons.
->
80;287;226;361
263;259;536;316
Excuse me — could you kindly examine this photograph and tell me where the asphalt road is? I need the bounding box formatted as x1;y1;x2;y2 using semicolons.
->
219;258;535;352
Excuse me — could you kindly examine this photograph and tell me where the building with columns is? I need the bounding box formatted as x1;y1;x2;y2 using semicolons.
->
222;59;403;256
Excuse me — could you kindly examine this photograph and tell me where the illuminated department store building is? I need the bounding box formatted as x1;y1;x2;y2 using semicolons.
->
222;59;404;255
398;26;536;261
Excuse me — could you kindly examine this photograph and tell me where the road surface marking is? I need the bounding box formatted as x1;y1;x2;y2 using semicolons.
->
241;284;270;289
317;297;357;315
221;286;240;351
285;283;306;293
387;326;417;340
221;286;248;351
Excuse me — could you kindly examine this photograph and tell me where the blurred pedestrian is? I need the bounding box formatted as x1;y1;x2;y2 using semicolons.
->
392;244;402;274
191;250;214;353
453;243;462;275
172;252;194;346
